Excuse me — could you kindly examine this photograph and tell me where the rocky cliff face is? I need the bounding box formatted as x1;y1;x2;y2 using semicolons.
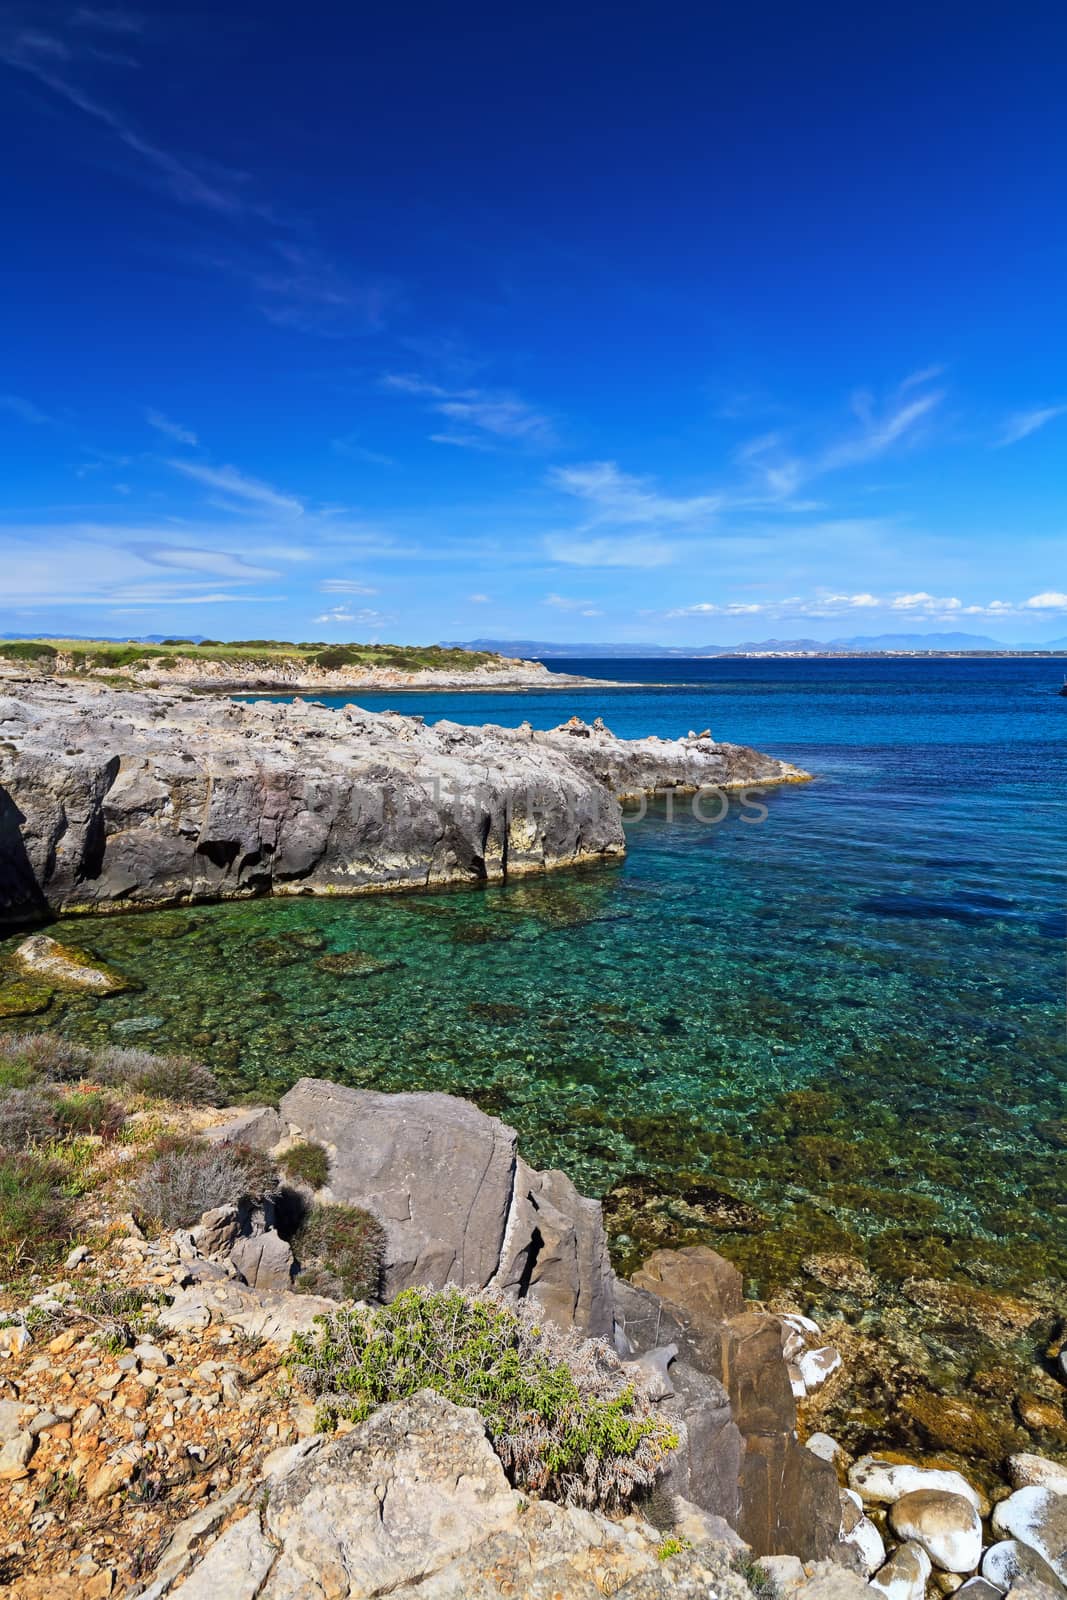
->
0;682;805;923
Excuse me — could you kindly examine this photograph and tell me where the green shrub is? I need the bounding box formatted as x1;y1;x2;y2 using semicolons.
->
733;1557;782;1600
0;1058;41;1091
278;1141;330;1189
288;1287;677;1507
291;1201;383;1300
52;1088;125;1139
0;641;57;663
313;647;358;670
97;1047;219;1105
130;1138;278;1230
0;1152;73;1271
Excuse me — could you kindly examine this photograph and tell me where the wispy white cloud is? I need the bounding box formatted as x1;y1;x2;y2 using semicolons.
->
1;30;255;216
166;459;304;517
383;374;555;448
72;9;146;35
468;592;491;603
239;242;394;337
320;578;378;595
1023;591;1067;610
544;592;604;615
544;533;677;568
313;604;392;629
146;408;197;446
736;380;944;500
332;433;395;467
995;406;1067;447
550;461;721;528
128;542;280;580
0;393;53;425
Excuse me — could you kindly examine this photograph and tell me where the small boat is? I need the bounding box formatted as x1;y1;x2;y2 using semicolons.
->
1060;677;1067;697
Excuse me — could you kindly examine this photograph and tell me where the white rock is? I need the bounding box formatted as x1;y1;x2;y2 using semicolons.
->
0;1432;35;1480
890;1489;983;1574
0;1323;31;1358
64;1245;89;1268
0;1401;28;1443
870;1540;934;1600
992;1488;1067;1584
790;1363;807;1398
849;1456;981;1512
797;1345;842;1393
1008;1454;1067;1496
783;1312;822;1336
133;1343;171;1369
760;1554;807;1595
842;1512;886;1576
807;1432;847;1466
982;1537;1067;1594
157;1511;276;1600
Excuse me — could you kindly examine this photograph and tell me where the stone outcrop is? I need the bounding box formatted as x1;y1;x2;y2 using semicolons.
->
133;1390;759;1600
279;1078;616;1338
0;681;804;923
492;714;809;797
629;1247;842;1560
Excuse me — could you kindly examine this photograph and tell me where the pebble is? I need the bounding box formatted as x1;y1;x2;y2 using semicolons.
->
134;1343;171;1368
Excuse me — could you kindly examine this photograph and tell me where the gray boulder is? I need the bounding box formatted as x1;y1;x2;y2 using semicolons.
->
280;1079;616;1337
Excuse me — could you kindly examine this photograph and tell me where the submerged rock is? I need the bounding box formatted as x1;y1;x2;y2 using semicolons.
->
14;933;128;992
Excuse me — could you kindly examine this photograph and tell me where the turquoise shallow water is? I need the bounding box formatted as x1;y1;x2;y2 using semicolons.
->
2;658;1065;1302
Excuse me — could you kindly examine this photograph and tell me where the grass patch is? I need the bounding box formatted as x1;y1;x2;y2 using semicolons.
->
291;1201;383;1300
278;1141;330;1189
0;1151;74;1273
288;1286;677;1508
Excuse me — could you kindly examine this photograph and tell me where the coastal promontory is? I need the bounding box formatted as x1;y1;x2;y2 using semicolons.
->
0;680;806;923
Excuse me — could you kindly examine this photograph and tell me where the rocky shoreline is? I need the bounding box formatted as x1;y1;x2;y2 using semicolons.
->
0;680;807;924
0;1061;1061;1600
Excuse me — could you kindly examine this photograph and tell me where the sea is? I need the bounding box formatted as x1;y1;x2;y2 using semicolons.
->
2;657;1064;1322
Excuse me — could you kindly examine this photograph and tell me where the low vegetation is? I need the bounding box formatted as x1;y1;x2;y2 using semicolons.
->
0;636;498;676
130;1137;278;1231
291;1200;384;1300
0;1031;221;1271
278;1139;331;1189
288;1286;677;1507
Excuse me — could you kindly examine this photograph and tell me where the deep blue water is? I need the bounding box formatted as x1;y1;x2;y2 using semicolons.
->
4;658;1064;1301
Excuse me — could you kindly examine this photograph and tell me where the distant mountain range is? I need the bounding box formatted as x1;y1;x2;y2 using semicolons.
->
448;633;1067;656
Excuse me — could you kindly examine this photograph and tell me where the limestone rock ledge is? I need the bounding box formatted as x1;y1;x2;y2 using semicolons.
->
0;681;805;922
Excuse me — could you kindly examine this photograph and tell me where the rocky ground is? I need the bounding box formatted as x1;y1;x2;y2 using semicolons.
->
0;1055;1060;1600
0;681;806;924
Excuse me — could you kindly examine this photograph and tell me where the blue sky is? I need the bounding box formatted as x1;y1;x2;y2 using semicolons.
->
2;0;1065;645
